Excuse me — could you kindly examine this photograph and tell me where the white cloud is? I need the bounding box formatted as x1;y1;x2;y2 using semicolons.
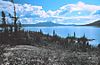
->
46;1;100;24
15;4;49;18
0;0;49;18
20;18;34;24
47;10;61;16
0;0;100;24
59;1;100;13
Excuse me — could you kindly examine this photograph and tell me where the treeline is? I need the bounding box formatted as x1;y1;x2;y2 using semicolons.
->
0;30;100;52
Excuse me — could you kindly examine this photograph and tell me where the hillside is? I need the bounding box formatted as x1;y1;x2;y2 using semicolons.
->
85;20;100;27
0;31;100;65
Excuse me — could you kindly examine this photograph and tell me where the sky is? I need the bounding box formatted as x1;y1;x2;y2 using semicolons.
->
0;0;100;24
13;0;100;11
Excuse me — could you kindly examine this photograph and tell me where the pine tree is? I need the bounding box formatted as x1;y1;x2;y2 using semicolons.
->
1;11;7;32
53;30;56;36
74;32;76;37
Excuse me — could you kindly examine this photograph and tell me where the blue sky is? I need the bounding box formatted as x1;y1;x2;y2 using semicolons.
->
10;0;100;11
0;0;100;24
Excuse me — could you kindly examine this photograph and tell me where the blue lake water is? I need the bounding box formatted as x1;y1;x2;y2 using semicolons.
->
24;26;100;46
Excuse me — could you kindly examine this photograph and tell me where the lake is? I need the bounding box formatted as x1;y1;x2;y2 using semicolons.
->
24;26;100;46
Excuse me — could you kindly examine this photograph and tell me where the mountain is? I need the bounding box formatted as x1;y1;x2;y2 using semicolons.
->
84;20;100;27
22;21;67;27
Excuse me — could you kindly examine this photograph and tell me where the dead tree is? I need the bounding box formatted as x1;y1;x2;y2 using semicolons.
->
9;0;19;32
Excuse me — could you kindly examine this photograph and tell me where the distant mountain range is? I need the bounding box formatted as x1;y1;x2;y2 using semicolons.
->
84;20;100;27
22;20;100;27
22;21;67;27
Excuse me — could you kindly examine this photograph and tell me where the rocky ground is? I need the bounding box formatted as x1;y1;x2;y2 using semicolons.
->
0;45;100;65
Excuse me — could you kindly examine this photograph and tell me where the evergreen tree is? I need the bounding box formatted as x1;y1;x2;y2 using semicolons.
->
53;30;56;36
74;32;76;37
98;44;100;49
1;11;7;32
40;29;43;34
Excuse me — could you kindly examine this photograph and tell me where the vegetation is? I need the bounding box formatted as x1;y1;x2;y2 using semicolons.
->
0;30;100;65
0;0;21;33
0;0;100;65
